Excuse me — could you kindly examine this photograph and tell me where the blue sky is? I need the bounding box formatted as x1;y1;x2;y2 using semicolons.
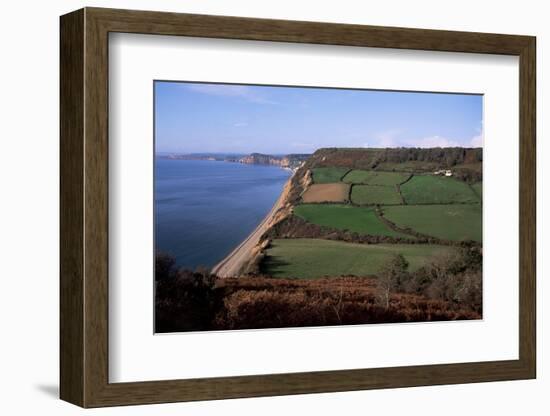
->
155;81;483;154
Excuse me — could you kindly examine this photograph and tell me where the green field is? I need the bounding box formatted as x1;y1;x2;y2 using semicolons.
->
472;182;483;199
365;171;410;186
351;185;402;205
311;167;350;184
342;170;409;186
375;161;438;173
293;204;410;238
400;175;479;204
382;204;482;242
263;239;456;278
342;170;376;184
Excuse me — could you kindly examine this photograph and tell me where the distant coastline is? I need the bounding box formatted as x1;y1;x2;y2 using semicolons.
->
157;152;309;173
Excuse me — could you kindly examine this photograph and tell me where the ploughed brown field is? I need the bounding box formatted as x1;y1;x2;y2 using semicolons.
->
301;183;350;203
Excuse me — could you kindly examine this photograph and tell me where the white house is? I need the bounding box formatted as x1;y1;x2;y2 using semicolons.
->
433;169;453;176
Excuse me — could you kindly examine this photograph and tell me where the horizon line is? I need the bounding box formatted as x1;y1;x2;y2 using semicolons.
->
156;146;483;155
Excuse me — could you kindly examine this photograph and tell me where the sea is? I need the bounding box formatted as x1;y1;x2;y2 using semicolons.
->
155;158;291;270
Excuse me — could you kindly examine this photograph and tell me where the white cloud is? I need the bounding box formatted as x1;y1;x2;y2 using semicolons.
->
233;122;248;127
364;130;476;149
185;84;277;105
468;120;484;147
378;136;399;148
413;135;460;148
469;134;483;147
371;129;403;148
359;126;483;149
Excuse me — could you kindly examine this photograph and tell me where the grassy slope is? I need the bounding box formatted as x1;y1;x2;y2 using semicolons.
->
311;167;349;183
293;204;409;238
382;204;482;242
472;182;483;199
401;175;479;204
343;170;409;185
342;170;376;183
351;185;402;205
375;161;439;172
263;239;456;278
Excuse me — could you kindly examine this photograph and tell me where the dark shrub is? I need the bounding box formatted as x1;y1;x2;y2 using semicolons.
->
154;254;220;332
155;251;176;281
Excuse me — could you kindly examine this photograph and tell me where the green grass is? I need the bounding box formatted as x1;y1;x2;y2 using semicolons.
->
342;170;409;186
351;185;402;205
471;182;482;199
311;167;350;184
382;204;482;242
375;161;438;173
263;239;456;278
293;204;410;238
342;170;376;184
400;175;479;204
366;171;410;186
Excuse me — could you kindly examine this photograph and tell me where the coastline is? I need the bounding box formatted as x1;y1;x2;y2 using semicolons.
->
211;173;294;278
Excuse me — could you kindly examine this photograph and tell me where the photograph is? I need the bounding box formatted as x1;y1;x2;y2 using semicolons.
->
154;81;483;333
54;6;537;408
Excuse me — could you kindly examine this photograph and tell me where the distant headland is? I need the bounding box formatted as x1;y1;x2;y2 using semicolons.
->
157;152;311;170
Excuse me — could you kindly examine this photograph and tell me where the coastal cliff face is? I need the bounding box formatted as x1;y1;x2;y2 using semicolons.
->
238;153;288;166
233;174;296;276
160;152;310;170
237;161;315;275
237;153;311;170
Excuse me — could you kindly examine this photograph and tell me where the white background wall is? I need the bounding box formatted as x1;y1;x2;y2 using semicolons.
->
0;0;546;414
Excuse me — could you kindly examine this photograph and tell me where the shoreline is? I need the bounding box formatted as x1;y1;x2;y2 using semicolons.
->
160;155;300;174
211;174;294;278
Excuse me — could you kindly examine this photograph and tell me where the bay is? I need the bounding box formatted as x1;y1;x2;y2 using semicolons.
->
155;158;291;270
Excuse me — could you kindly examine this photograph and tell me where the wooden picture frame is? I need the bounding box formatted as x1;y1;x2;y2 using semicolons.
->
60;7;536;408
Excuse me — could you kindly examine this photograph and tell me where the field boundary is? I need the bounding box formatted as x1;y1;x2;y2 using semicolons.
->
347;183;354;202
339;168;353;182
392;201;481;206
298;200;481;208
263;212;422;245
398;173;414;186
374;206;426;240
395;183;406;205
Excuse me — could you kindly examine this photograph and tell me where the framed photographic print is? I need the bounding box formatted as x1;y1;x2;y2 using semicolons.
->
60;7;536;408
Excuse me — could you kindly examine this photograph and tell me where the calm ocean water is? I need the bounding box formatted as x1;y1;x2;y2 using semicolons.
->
155;158;291;270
